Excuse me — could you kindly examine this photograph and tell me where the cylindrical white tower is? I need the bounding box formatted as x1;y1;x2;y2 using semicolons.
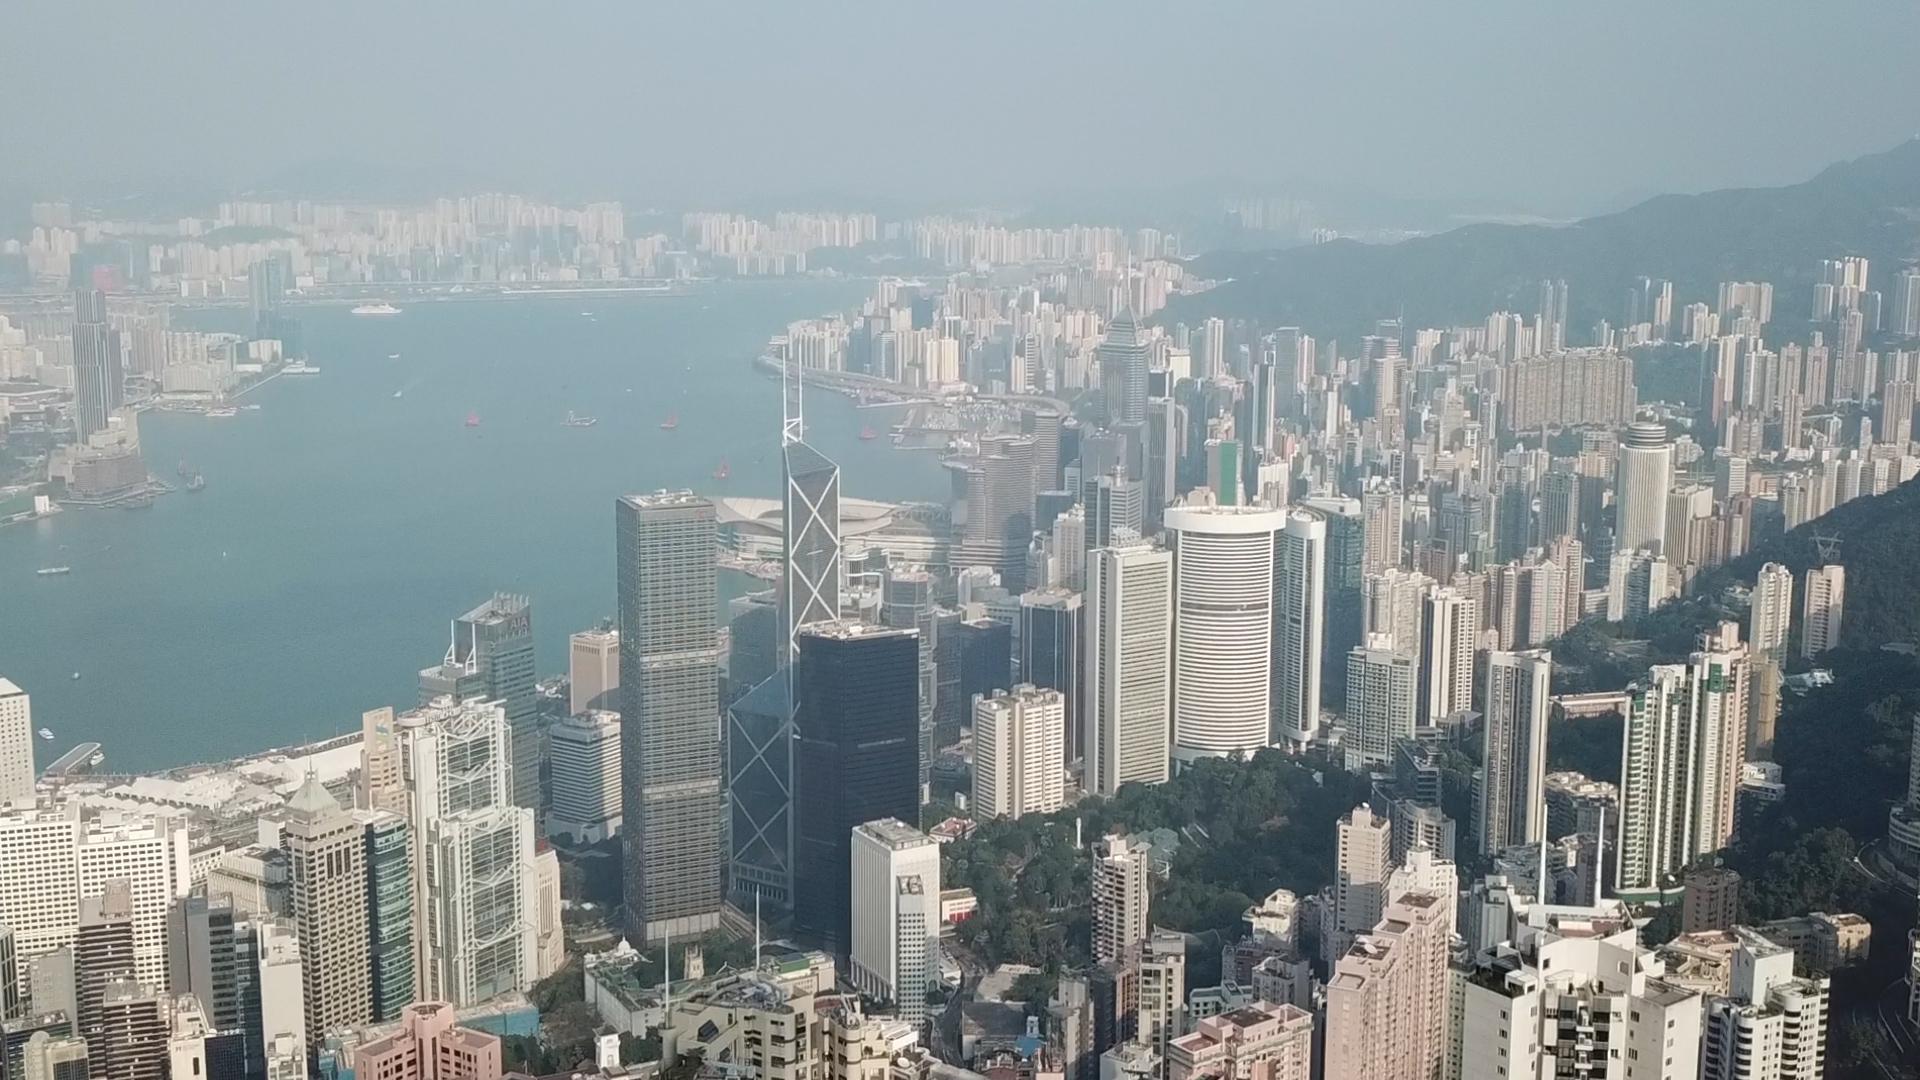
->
1613;421;1672;555
1165;505;1286;762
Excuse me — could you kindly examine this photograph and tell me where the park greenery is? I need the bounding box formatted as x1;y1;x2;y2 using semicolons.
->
944;751;1372;972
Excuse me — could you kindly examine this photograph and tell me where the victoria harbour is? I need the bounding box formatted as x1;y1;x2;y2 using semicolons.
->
1;280;948;771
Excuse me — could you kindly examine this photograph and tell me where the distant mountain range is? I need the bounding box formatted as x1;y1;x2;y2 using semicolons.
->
1165;138;1920;341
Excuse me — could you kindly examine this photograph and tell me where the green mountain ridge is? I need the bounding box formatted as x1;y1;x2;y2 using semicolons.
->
1167;139;1920;340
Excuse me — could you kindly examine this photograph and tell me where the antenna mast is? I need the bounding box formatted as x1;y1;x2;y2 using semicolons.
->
782;343;804;447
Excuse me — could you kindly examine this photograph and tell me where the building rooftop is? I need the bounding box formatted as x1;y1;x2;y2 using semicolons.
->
619;489;709;510
797;619;915;642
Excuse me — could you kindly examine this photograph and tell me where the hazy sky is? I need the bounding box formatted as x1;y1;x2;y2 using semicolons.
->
5;1;1918;216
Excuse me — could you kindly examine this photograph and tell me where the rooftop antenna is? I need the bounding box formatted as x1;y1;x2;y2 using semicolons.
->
754;890;762;971
781;341;804;447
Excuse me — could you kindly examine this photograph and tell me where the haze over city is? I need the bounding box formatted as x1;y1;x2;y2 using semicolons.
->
5;6;1920;1080
5;3;1920;217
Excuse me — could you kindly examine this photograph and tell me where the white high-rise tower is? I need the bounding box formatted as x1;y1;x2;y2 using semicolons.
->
1165;505;1287;762
1747;563;1794;659
1614;422;1673;554
1084;541;1173;794
1276;513;1327;746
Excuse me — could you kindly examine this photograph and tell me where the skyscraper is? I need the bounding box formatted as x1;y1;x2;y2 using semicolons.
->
1322;892;1450;1080
1701;930;1829;1080
791;623;919;951
1359;480;1404;575
726;673;794;910
971;686;1066;820
1087;470;1146;550
1331;806;1392;963
1084;541;1172;796
1018;589;1083;756
1344;636;1416;773
0;679;34;806
71;288;122;444
616;491;724;942
1275;512;1327;746
849;819;940;1027
1091;835;1151;965
882;567;938;796
1800;563;1845;659
1747;562;1793;659
95;980;166;1080
282;773;370;1037
394;699;536;1006
76;883;136;1053
1165;505;1286;762
1615;636;1751;898
568;626;620;715
1416;587;1478;724
430;595;539;813
1613;421;1673;554
1476;650;1551;855
358;810;413;1023
547;711;622;844
1099;312;1149;427
780;441;841;661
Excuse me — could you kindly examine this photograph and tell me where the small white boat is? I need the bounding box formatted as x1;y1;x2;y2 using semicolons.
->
392;390;404;399
387;353;401;359
36;566;71;576
37;728;52;741
351;303;402;316
70;672;80;681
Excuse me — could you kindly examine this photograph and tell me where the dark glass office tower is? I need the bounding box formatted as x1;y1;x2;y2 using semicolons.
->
957;618;1013;706
166;895;237;1026
361;810;413;1022
458;595;538;811
71;288;122;443
617;492;724;942
726;595;779;702
726;673;793;909
781;441;842;662
931;608;963;750
882;568;937;795
1018;589;1082;761
1098;312;1149;426
791;623;919;951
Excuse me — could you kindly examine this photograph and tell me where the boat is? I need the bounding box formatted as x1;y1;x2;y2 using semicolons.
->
392;390;404;399
282;362;321;375
351;302;402;316
465;411;481;428
176;459;190;477
88;752;104;767
860;426;879;440
387;353;401;359
187;474;206;492
207;407;238;418
712;458;730;481
659;413;679;430
70;672;80;681
563;411;598;428
36;566;71;576
37;729;51;741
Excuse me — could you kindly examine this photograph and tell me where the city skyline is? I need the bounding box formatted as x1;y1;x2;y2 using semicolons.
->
4;22;1920;1075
